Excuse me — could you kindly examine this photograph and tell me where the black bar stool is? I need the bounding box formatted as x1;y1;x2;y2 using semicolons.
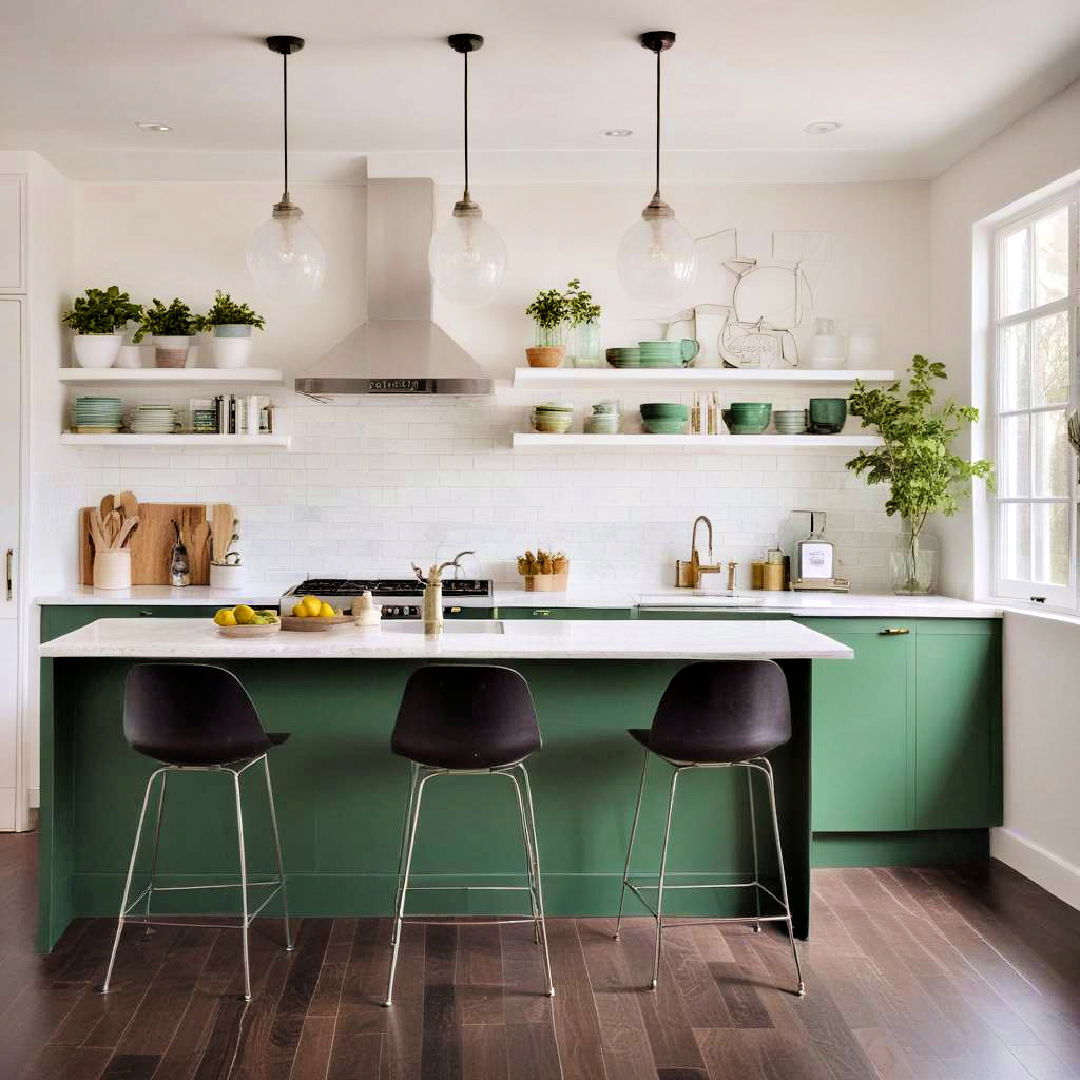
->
383;664;554;1006
614;660;805;996
101;663;292;1002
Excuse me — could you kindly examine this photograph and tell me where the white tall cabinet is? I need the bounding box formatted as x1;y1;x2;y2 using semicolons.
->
0;299;20;829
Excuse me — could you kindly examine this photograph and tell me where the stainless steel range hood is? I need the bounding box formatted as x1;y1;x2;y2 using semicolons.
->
294;178;493;401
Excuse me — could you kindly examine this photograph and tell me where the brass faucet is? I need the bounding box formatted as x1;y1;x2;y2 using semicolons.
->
675;515;722;588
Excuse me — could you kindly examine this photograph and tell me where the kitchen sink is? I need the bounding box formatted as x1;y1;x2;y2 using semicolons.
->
637;593;766;608
382;619;505;635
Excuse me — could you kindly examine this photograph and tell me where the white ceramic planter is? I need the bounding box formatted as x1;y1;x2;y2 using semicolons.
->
114;344;145;369
210;326;254;369
153;335;193;368
73;333;121;369
93;549;132;590
209;561;246;590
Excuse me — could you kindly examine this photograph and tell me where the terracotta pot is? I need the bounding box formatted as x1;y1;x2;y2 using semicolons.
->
525;346;565;368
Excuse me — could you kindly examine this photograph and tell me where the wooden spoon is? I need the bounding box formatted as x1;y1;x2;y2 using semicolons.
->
118;491;138;521
99;494;115;521
115;516;139;549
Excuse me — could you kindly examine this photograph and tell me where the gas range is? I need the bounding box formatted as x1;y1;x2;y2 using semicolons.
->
279;577;493;619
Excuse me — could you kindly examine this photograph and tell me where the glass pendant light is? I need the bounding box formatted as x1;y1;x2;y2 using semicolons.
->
617;31;697;307
428;33;507;308
247;35;327;301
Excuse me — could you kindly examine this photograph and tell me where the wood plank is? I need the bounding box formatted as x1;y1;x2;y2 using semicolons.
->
288;1015;336;1080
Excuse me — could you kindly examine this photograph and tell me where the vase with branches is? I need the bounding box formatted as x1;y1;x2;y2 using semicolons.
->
846;354;994;594
565;278;603;367
524;286;571;367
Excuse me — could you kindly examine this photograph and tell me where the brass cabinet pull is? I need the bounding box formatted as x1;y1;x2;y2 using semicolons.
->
533;609;552;617
139;610;154;617
449;606;462;614
880;627;910;635
4;549;11;601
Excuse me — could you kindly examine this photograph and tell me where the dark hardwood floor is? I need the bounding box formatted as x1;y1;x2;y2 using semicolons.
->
2;832;1079;1079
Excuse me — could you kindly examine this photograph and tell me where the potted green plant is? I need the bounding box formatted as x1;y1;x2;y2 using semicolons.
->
133;298;201;368
524;287;570;367
846;355;994;595
197;291;266;369
565;278;603;368
62;286;142;369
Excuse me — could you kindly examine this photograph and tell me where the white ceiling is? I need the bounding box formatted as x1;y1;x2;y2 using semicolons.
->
3;0;1079;183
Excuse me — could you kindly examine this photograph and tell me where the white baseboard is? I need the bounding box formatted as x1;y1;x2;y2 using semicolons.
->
991;827;1080;911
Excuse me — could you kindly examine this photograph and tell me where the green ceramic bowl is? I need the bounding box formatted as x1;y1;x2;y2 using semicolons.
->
640;403;690;420
643;419;689;434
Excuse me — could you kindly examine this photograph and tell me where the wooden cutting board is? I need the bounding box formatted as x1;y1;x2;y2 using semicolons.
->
80;503;210;585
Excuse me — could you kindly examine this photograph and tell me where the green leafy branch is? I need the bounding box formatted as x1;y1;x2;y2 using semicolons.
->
62;286;142;335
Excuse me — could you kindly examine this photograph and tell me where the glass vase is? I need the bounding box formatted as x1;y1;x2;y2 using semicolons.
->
535;324;565;349
569;321;603;368
890;527;939;595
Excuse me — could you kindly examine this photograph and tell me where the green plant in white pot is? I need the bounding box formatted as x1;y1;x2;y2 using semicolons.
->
62;286;142;369
133;298;201;368
198;292;266;369
847;355;994;595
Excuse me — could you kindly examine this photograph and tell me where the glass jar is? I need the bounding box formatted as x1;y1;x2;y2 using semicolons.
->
535;324;565;349
890;527;939;595
569;321;602;368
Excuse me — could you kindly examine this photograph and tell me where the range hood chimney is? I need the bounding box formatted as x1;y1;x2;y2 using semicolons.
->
294;178;494;401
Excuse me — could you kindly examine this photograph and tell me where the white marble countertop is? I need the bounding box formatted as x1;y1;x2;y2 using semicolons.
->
492;583;1002;618
39;617;853;661
34;583;1002;619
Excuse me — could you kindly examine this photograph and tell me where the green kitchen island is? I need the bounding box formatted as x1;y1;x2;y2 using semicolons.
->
38;616;851;951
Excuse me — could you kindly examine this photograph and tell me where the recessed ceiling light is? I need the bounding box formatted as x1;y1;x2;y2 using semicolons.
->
602;129;633;137
135;122;172;132
804;121;842;135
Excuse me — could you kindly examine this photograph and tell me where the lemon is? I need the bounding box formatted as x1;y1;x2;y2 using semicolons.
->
291;603;307;618
213;609;237;627
233;604;255;625
319;602;336;619
302;595;323;617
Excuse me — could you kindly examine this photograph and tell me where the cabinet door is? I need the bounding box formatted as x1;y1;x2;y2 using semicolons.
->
0;300;19;618
0;176;25;292
914;623;1001;828
802;619;914;831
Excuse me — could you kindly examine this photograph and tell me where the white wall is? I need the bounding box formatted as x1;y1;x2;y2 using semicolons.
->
927;78;1080;908
995;612;1080;910
64;178;928;589
929;78;1080;599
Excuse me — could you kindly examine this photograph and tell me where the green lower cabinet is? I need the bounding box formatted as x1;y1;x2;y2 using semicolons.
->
801;618;914;831
913;621;1002;828
497;607;633;620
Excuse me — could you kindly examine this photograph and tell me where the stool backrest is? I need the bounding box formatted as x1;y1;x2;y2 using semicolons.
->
649;660;791;762
392;664;541;768
124;663;272;765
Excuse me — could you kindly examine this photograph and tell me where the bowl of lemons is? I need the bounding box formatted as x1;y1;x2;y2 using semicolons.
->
213;604;281;637
283;594;354;631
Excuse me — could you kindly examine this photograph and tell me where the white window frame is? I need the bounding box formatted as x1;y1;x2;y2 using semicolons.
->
991;186;1080;609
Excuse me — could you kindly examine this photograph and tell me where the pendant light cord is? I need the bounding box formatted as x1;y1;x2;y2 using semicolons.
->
282;51;290;200
462;49;470;200
654;47;661;199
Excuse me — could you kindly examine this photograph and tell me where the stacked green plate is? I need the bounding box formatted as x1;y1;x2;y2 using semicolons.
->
71;396;123;433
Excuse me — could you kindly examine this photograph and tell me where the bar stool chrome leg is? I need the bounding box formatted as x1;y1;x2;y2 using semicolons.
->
390;763;420;947
231;768;252;1002
384;768;433;1006
262;756;293;952
101;767;166;994
514;763;555;997
651;766;682;990
757;757;805;997
747;768;762;933
509;768;542;945
143;771;168;938
614;747;649;941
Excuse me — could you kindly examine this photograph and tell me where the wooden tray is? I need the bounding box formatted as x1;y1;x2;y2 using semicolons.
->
281;616;355;632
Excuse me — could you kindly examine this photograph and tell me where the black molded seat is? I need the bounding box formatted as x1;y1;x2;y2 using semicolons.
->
391;664;541;769
633;660;791;763
124;663;288;767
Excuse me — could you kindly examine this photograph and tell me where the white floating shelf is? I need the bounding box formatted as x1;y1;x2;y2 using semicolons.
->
512;367;894;390
60;367;284;386
512;432;882;451
61;433;291;449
